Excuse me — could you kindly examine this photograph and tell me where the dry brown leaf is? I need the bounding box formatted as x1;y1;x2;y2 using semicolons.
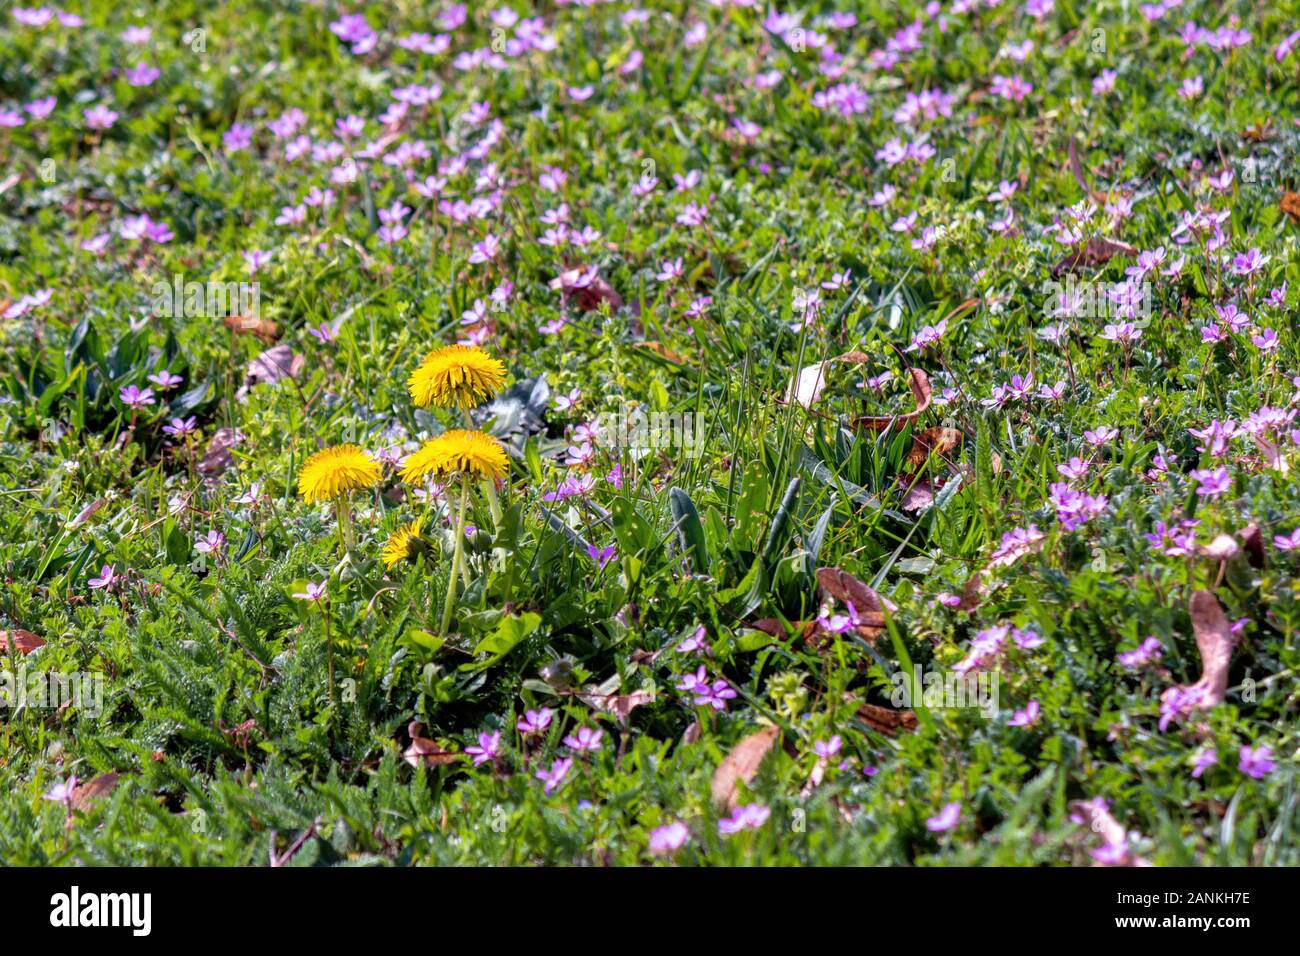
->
71;772;120;810
856;701;918;735
1052;237;1137;276
1066;137;1109;203
900;427;963;512
1160;590;1235;718
578;688;655;725
900;478;936;512
1187;590;1235;708
960;449;1003;485
814;567;893;627
834;349;873;365
711;725;779;810
1281;192;1300;223
753;615;877;657
956;573;986;612
402;720;461;768
198;427;244;479
69;498;106;529
906;426;963;471
752;617;815;641
634;341;688;365
854;368;932;432
0;629;45;654
238;344;303;401
1241;120;1273;142
223;315;280;342
940;298;982;324
549;266;623;312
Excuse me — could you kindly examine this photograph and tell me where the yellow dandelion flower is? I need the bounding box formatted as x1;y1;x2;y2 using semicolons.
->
400;430;509;484
382;518;427;570
407;344;507;408
298;444;381;504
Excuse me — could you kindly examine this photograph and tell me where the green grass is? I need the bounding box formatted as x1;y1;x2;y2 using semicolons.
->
0;0;1297;865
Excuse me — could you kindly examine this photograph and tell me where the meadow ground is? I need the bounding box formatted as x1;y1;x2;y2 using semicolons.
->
1;1;1298;866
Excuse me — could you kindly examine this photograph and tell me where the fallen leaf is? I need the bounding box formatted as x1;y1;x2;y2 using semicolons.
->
1161;590;1235;716
198;427;244;479
854;368;932;432
634;341;689;365
906;426;963;471
0;629;45;654
68;498;106;529
402;720;461;768
1281;192;1300;223
549;266;623;312
956;573;986;612
784;361;831;408
815;567;893;627
578;688;655;725
782;349;899;409
1241;120;1273;142
751;617;814;639
1051;237;1137;276
856;701;918;735
71;772;120;810
223;315;280;342
711;725;779;810
1066;137;1109;203
237;344;303;401
833;350;873;365
900;477;936;512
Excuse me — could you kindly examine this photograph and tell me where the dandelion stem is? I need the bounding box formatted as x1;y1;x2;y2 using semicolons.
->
440;476;471;634
335;496;355;554
324;599;335;712
462;405;504;529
